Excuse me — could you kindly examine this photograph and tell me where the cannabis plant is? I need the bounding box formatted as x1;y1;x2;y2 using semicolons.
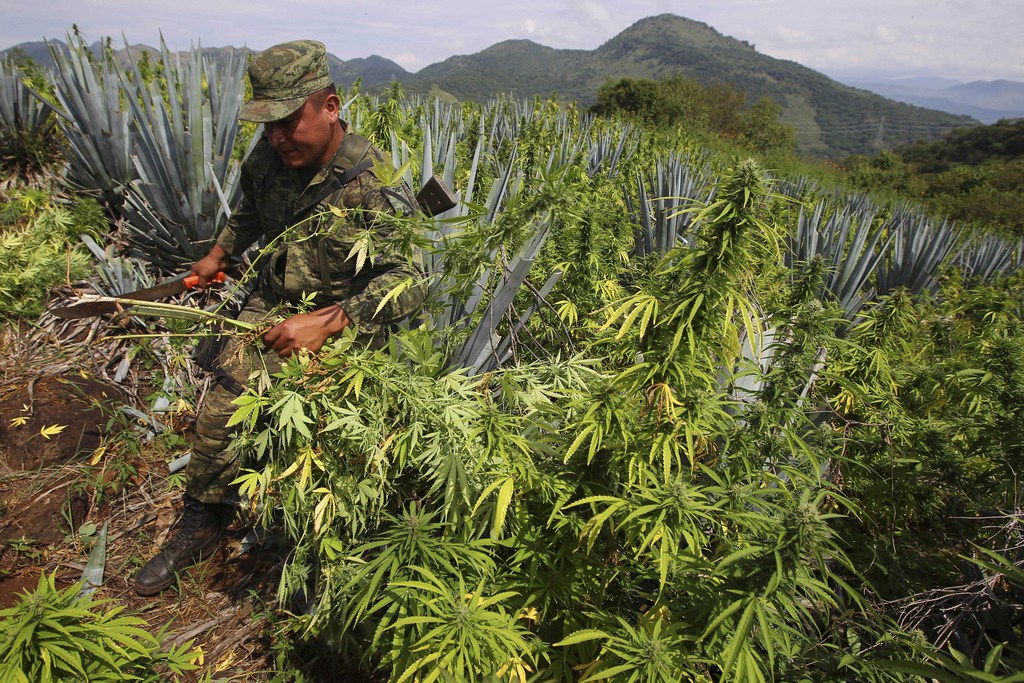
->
0;190;102;318
0;572;200;681
125;87;1013;682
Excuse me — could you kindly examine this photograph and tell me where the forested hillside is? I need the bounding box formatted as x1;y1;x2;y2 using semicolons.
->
402;14;975;158
844;118;1024;235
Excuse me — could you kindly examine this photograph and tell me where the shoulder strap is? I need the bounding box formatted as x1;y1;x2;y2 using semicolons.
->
337;133;372;170
304;134;376;211
300;133;377;301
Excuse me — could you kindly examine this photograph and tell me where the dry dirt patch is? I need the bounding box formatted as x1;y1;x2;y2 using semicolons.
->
0;373;121;471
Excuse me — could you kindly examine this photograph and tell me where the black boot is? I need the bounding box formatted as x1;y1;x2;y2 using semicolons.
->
133;494;229;596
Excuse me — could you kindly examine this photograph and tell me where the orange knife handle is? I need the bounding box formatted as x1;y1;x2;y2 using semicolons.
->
183;272;226;289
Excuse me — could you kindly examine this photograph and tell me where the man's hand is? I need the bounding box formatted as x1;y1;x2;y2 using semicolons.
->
264;305;350;358
192;244;232;288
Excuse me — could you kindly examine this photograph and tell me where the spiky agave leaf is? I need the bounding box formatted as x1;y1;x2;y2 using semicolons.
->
118;37;246;270
875;203;961;298
956;233;1023;283
452;214;557;374
0;60;59;175
48;32;137;209
627;152;717;258
80;234;155;296
451;212;553;374
586;121;638;179
786;197;892;320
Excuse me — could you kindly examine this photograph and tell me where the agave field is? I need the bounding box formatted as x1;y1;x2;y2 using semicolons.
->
2;32;1024;682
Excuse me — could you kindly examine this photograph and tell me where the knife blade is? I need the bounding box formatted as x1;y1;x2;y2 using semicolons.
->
51;271;226;319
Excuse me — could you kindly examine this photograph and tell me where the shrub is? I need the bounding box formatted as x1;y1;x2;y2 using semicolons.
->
0;189;105;318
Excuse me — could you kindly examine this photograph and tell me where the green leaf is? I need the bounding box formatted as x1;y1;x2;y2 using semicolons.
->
721;599;756;676
553;629;611;647
491;477;515;540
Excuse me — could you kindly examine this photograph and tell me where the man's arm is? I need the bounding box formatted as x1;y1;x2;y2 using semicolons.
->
264;304;350;357
333;179;427;329
209;140;271;264
264;177;427;358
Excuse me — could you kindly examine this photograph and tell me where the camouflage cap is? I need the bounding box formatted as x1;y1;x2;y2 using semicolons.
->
239;40;332;122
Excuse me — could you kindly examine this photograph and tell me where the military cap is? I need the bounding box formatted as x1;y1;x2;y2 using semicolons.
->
239;40;332;122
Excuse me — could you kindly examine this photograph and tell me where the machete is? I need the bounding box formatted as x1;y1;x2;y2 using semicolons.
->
51;272;226;319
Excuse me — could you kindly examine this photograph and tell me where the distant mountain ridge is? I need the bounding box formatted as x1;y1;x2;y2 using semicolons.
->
849;78;1024;124
0;39;411;92
2;15;997;158
393;15;981;158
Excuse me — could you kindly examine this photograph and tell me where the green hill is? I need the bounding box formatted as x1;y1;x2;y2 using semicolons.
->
400;15;976;158
326;54;410;91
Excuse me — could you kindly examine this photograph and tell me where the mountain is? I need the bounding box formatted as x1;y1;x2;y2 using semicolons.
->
849;78;1024;124
327;54;409;90
398;15;976;159
2;15;980;158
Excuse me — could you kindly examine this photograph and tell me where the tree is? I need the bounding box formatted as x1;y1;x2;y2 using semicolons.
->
741;96;796;154
590;75;793;155
590;77;673;126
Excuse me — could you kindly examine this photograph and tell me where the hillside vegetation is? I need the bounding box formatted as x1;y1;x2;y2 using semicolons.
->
402;14;975;158
844;118;1024;235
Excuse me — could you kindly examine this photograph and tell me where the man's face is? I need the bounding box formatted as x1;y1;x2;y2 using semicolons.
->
264;94;340;169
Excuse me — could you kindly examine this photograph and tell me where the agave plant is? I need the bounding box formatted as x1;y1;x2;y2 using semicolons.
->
80;234;154;296
786;195;892;320
958;231;1024;282
627;151;717;258
0;60;59;176
48;32;137;210
875;203;962;298
452;211;561;373
585;121;639;179
420;137;561;374
955;233;1024;283
118;39;248;270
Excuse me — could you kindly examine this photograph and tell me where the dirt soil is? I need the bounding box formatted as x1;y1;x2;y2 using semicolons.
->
0;374;116;471
0;362;298;679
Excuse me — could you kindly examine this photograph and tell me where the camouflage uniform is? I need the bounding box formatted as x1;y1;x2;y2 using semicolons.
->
134;38;428;597
186;52;425;504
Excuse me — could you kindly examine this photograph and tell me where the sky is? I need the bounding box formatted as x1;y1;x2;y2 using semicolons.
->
1;0;1022;85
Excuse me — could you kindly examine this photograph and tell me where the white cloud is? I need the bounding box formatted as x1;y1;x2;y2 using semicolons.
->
392;52;420;71
773;26;811;44
873;25;898;44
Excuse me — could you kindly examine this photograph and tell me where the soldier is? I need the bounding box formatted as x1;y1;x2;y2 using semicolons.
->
133;40;426;596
